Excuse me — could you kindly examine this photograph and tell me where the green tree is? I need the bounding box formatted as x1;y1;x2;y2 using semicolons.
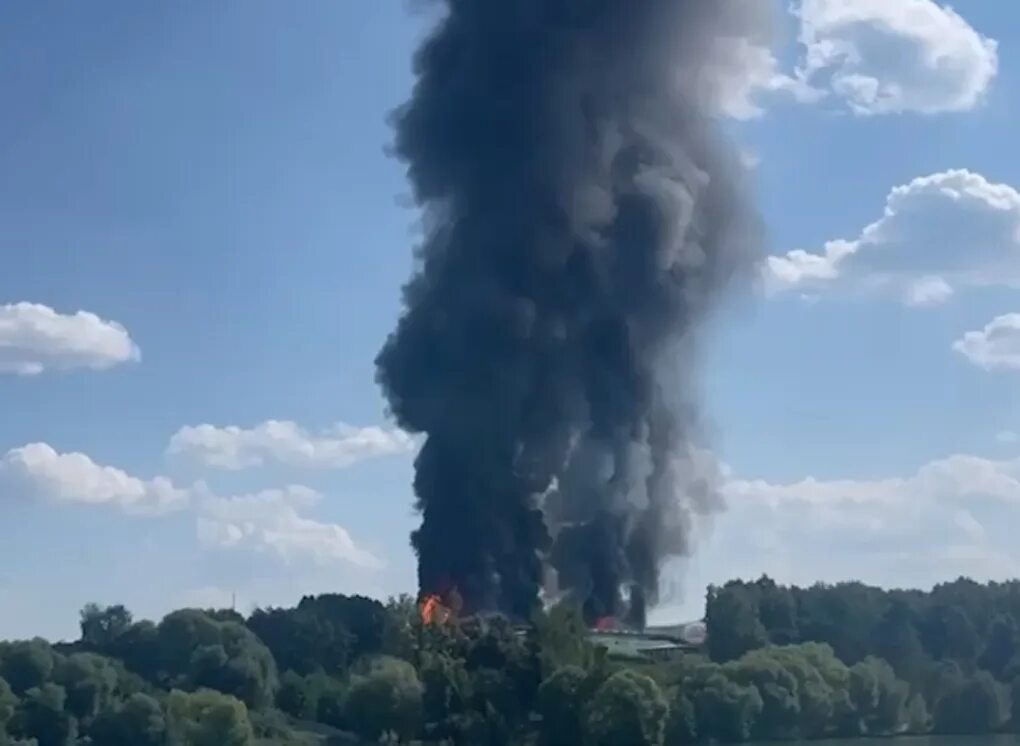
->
933;672;1003;734
755;576;799;645
797;643;854;726
80;605;133;650
420;652;472;741
692;673;762;742
663;691;696;745
277;671;318;720
905;693;930;733
727;653;799;739
795;583;885;664
533;604;593;676
157;611;222;673
54;653;119;724
764;645;839;737
0;641;55;697
847;657;907;734
90;693;167;746
979;614;1017;679
157;611;277;709
165;689;254;746
308;673;347;729
0;677;17;743
380;595;419;663
1012;677;1020;732
943;607;980;661
246;607;350;677
921;605;979;662
461;615;541;718
705;585;767;663
13;684;76;746
295;594;387;660
343;657;423;743
586;670;668;746
470;666;520;745
871;600;928;683
536;666;587;746
923;659;964;708
109;620;162;682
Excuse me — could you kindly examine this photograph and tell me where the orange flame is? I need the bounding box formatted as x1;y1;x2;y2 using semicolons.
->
419;594;451;625
594;616;614;631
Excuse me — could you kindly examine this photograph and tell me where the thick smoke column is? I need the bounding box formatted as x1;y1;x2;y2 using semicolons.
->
378;0;762;623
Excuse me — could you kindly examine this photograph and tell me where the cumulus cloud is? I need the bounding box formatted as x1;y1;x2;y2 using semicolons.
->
0;443;187;515
196;486;382;569
764;170;1020;304
655;447;1020;623
0;302;140;375
0;443;379;568
793;0;998;115
167;420;415;471
954;314;1020;370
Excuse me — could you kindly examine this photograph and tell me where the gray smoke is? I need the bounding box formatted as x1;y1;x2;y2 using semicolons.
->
377;0;764;623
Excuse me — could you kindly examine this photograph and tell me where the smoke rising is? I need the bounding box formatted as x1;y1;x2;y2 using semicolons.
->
377;0;763;623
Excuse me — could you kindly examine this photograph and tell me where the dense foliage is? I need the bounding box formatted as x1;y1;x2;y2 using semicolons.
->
702;576;1020;737
3;577;1020;744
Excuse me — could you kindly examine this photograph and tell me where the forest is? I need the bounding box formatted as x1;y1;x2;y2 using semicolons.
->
3;576;1020;745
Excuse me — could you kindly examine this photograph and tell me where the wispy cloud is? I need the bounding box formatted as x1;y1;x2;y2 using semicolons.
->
168;420;415;471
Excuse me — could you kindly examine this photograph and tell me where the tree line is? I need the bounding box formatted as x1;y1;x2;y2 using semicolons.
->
703;575;1020;737
2;576;1020;744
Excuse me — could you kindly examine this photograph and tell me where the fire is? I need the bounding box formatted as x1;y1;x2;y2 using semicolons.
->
419;594;452;625
594;616;615;631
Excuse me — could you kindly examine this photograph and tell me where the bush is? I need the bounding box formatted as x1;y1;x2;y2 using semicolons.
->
536;666;587;746
585;670;668;746
166;689;254;746
90;693;166;746
343;657;423;743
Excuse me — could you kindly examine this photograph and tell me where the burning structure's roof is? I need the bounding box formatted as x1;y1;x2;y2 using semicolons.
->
586;619;706;662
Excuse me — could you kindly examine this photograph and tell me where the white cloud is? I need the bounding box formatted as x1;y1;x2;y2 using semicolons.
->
954;314;1020;370
196;486;382;569
953;509;986;543
705;36;822;120
657;448;1020;622
724;452;1020;513
794;0;998;115
0;442;379;569
764;170;1020;304
0;302;140;375
763;240;855;294
904;275;955;307
998;432;1019;445
168;420;415;471
0;443;187;515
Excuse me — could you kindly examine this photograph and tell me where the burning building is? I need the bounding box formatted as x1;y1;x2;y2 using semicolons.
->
377;1;763;626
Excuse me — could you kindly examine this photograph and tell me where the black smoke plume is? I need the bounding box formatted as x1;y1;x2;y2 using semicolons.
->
378;0;763;624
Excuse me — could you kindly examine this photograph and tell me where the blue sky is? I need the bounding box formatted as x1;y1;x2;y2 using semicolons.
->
2;0;1019;640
